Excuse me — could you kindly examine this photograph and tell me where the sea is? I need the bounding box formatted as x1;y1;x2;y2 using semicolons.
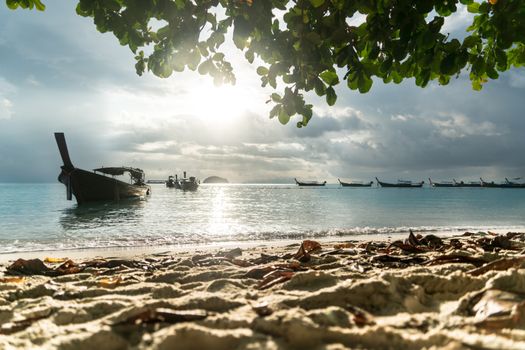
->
1;182;525;254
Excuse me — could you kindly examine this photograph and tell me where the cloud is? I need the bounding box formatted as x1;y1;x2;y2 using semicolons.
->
442;6;472;35
0;77;15;120
431;112;501;138
0;97;13;120
508;71;525;89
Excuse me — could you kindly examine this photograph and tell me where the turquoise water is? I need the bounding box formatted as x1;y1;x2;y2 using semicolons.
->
1;183;525;253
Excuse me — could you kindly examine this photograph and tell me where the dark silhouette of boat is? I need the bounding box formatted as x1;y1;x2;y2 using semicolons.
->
55;133;151;205
375;177;424;188
338;179;373;187
505;178;525;188
180;171;199;191
428;178;455;187
166;176;176;188
480;178;525;188
452;179;481;187
295;178;327;186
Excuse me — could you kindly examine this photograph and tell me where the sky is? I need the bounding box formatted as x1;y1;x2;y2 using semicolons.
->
0;2;524;183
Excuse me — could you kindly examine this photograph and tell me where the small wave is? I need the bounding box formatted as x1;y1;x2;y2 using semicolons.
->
2;225;525;254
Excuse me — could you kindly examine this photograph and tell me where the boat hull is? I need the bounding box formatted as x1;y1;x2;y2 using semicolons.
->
59;168;150;205
377;182;424;188
431;183;455;187
180;180;198;191
375;178;424;188
339;180;373;187
295;178;326;186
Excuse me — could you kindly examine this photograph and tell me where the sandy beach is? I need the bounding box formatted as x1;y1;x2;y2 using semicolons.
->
2;231;525;350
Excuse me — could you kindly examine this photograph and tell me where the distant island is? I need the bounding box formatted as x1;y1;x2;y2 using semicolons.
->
203;176;229;184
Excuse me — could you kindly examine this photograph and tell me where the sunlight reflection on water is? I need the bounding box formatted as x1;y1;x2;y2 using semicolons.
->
1;183;525;252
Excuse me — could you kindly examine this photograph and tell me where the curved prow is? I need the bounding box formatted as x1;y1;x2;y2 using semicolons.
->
54;132;74;170
428;178;433;187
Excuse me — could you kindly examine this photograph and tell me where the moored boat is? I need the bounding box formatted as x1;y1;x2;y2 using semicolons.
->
180;172;199;191
505;178;525;188
338;179;373;187
166;176;176;188
375;177;424;188
55;133;150;205
428;178;455;187
480;178;525;188
452;179;481;187
295;178;327;186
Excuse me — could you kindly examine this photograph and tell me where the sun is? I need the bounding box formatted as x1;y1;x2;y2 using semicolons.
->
182;81;263;126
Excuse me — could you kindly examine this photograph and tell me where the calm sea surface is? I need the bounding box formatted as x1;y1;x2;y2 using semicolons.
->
1;183;525;253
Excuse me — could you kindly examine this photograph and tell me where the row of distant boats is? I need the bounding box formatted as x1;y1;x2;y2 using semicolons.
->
53;133;525;206
295;177;525;188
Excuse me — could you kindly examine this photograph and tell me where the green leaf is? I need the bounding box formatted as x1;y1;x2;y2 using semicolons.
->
33;0;45;10
472;79;483;91
314;78;326;96
467;2;479;13
319;70;339;86
213;52;225;61
463;35;480;49
6;0;18;9
326;87;337;106
357;74;373;93
310;0;325;8
269;104;280;119
440;54;457;75
245;50;254;63
278;107;290;125
256;66;269;76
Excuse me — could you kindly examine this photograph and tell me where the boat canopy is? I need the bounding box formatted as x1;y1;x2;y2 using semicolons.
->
93;167;145;182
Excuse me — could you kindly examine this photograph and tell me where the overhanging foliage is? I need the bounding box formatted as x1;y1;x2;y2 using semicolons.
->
6;0;525;127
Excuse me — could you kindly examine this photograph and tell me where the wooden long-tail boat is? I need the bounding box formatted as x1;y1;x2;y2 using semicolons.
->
428;178;455;187
452;179;481;187
505;178;525;188
179;171;199;191
166;176;176;188
338;179;373;187
375;177;424;188
480;178;525;188
295;178;327;186
180;177;199;191
55;133;151;205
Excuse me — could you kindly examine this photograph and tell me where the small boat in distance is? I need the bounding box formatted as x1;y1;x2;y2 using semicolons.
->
505;178;525;188
452;179;481;187
295;178;327;186
338;179;373;187
375;177;424;188
180;172;199;191
166;175;176;188
428;178;455;187
480;178;525;188
54;133;150;205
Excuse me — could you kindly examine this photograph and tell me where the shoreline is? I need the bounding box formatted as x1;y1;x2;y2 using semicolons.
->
2;231;525;349
1;228;522;263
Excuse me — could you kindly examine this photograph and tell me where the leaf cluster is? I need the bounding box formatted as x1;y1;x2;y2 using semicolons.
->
7;0;525;127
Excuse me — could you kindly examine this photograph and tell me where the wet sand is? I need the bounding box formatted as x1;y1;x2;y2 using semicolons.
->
2;232;525;349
